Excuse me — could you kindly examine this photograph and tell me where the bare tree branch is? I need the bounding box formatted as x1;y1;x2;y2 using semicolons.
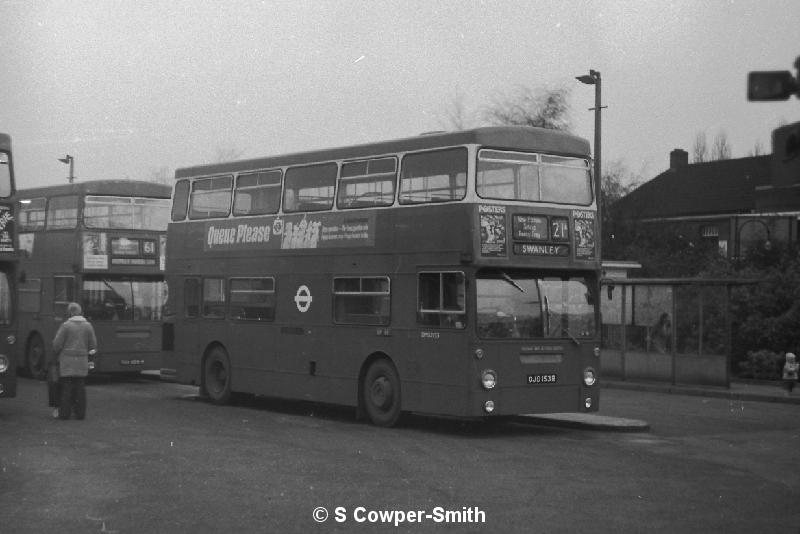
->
481;85;572;131
692;131;708;163
711;131;732;160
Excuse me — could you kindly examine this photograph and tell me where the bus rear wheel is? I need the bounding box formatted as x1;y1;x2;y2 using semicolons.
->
203;346;232;405
26;334;47;380
362;359;402;427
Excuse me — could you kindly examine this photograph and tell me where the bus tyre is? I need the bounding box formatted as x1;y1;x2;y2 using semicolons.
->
26;334;47;380
362;359;402;427
203;346;232;405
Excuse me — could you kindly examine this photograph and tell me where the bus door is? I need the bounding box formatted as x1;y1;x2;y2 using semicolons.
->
276;275;325;381
404;270;470;412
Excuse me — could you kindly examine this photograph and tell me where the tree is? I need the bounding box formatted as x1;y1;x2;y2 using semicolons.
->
601;160;640;257
748;139;765;157
481;85;572;132
692;131;708;163
711;131;732;160
439;90;474;130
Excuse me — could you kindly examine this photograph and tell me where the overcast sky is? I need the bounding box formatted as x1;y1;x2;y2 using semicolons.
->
1;0;798;189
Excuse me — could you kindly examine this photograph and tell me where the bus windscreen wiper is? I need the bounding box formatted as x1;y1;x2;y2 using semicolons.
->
500;271;525;293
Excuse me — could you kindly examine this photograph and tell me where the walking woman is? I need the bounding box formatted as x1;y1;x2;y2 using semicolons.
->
51;302;97;420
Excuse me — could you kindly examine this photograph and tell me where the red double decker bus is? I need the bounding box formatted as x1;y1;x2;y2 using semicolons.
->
165;127;600;426
16;180;170;377
0;134;18;398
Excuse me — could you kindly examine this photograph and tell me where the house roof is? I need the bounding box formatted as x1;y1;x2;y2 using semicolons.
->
614;155;771;220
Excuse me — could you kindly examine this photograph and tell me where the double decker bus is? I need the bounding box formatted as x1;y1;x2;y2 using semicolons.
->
16;180;170;378
0;134;18;398
165;126;600;426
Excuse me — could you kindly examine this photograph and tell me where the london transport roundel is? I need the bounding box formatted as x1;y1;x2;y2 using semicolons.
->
294;285;313;313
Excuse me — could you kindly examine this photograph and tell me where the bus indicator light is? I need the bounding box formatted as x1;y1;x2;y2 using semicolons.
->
474;348;484;360
481;369;497;390
484;400;495;413
583;368;597;387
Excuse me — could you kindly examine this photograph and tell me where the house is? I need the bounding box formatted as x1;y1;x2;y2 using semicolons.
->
611;121;800;259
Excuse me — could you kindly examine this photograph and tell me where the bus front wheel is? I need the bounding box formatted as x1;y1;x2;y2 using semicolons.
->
362;359;402;427
26;334;47;380
203;346;232;405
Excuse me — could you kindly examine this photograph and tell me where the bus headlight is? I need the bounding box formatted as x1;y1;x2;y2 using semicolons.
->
481;369;497;390
583;368;597;387
484;400;495;413
0;354;8;373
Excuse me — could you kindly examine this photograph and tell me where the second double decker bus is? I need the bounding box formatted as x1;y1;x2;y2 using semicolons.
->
165;126;600;426
17;180;171;378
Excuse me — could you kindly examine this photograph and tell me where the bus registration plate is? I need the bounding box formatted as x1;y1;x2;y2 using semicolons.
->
527;373;557;385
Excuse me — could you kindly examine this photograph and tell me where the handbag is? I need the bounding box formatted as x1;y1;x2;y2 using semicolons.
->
47;363;61;408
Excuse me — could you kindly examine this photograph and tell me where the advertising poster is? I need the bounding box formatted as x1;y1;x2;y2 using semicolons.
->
479;205;507;257
203;212;375;252
83;232;109;269
573;210;596;260
0;205;14;253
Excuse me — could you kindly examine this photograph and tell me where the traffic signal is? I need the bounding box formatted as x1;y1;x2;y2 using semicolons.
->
748;70;798;101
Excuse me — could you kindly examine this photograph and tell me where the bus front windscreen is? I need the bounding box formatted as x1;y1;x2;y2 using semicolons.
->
476;270;595;340
84;196;171;231
81;276;167;321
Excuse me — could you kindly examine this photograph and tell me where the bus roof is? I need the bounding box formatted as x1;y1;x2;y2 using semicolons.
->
175;126;591;179
17;179;171;199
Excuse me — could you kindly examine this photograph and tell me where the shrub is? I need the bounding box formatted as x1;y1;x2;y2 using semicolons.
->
737;350;783;380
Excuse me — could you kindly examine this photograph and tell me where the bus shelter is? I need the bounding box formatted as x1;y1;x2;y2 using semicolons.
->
600;278;757;387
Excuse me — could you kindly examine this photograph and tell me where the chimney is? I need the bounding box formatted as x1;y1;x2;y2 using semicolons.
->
670;149;688;170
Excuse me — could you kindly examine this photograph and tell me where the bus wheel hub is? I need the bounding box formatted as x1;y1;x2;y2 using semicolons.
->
369;377;392;409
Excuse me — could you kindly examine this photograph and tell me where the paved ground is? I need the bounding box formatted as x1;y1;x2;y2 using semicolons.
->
520;379;798;431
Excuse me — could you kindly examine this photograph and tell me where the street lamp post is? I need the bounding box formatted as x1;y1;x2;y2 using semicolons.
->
576;69;605;260
58;155;74;183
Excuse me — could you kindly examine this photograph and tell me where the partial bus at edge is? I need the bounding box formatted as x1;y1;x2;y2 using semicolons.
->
164;126;601;426
0;133;18;398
